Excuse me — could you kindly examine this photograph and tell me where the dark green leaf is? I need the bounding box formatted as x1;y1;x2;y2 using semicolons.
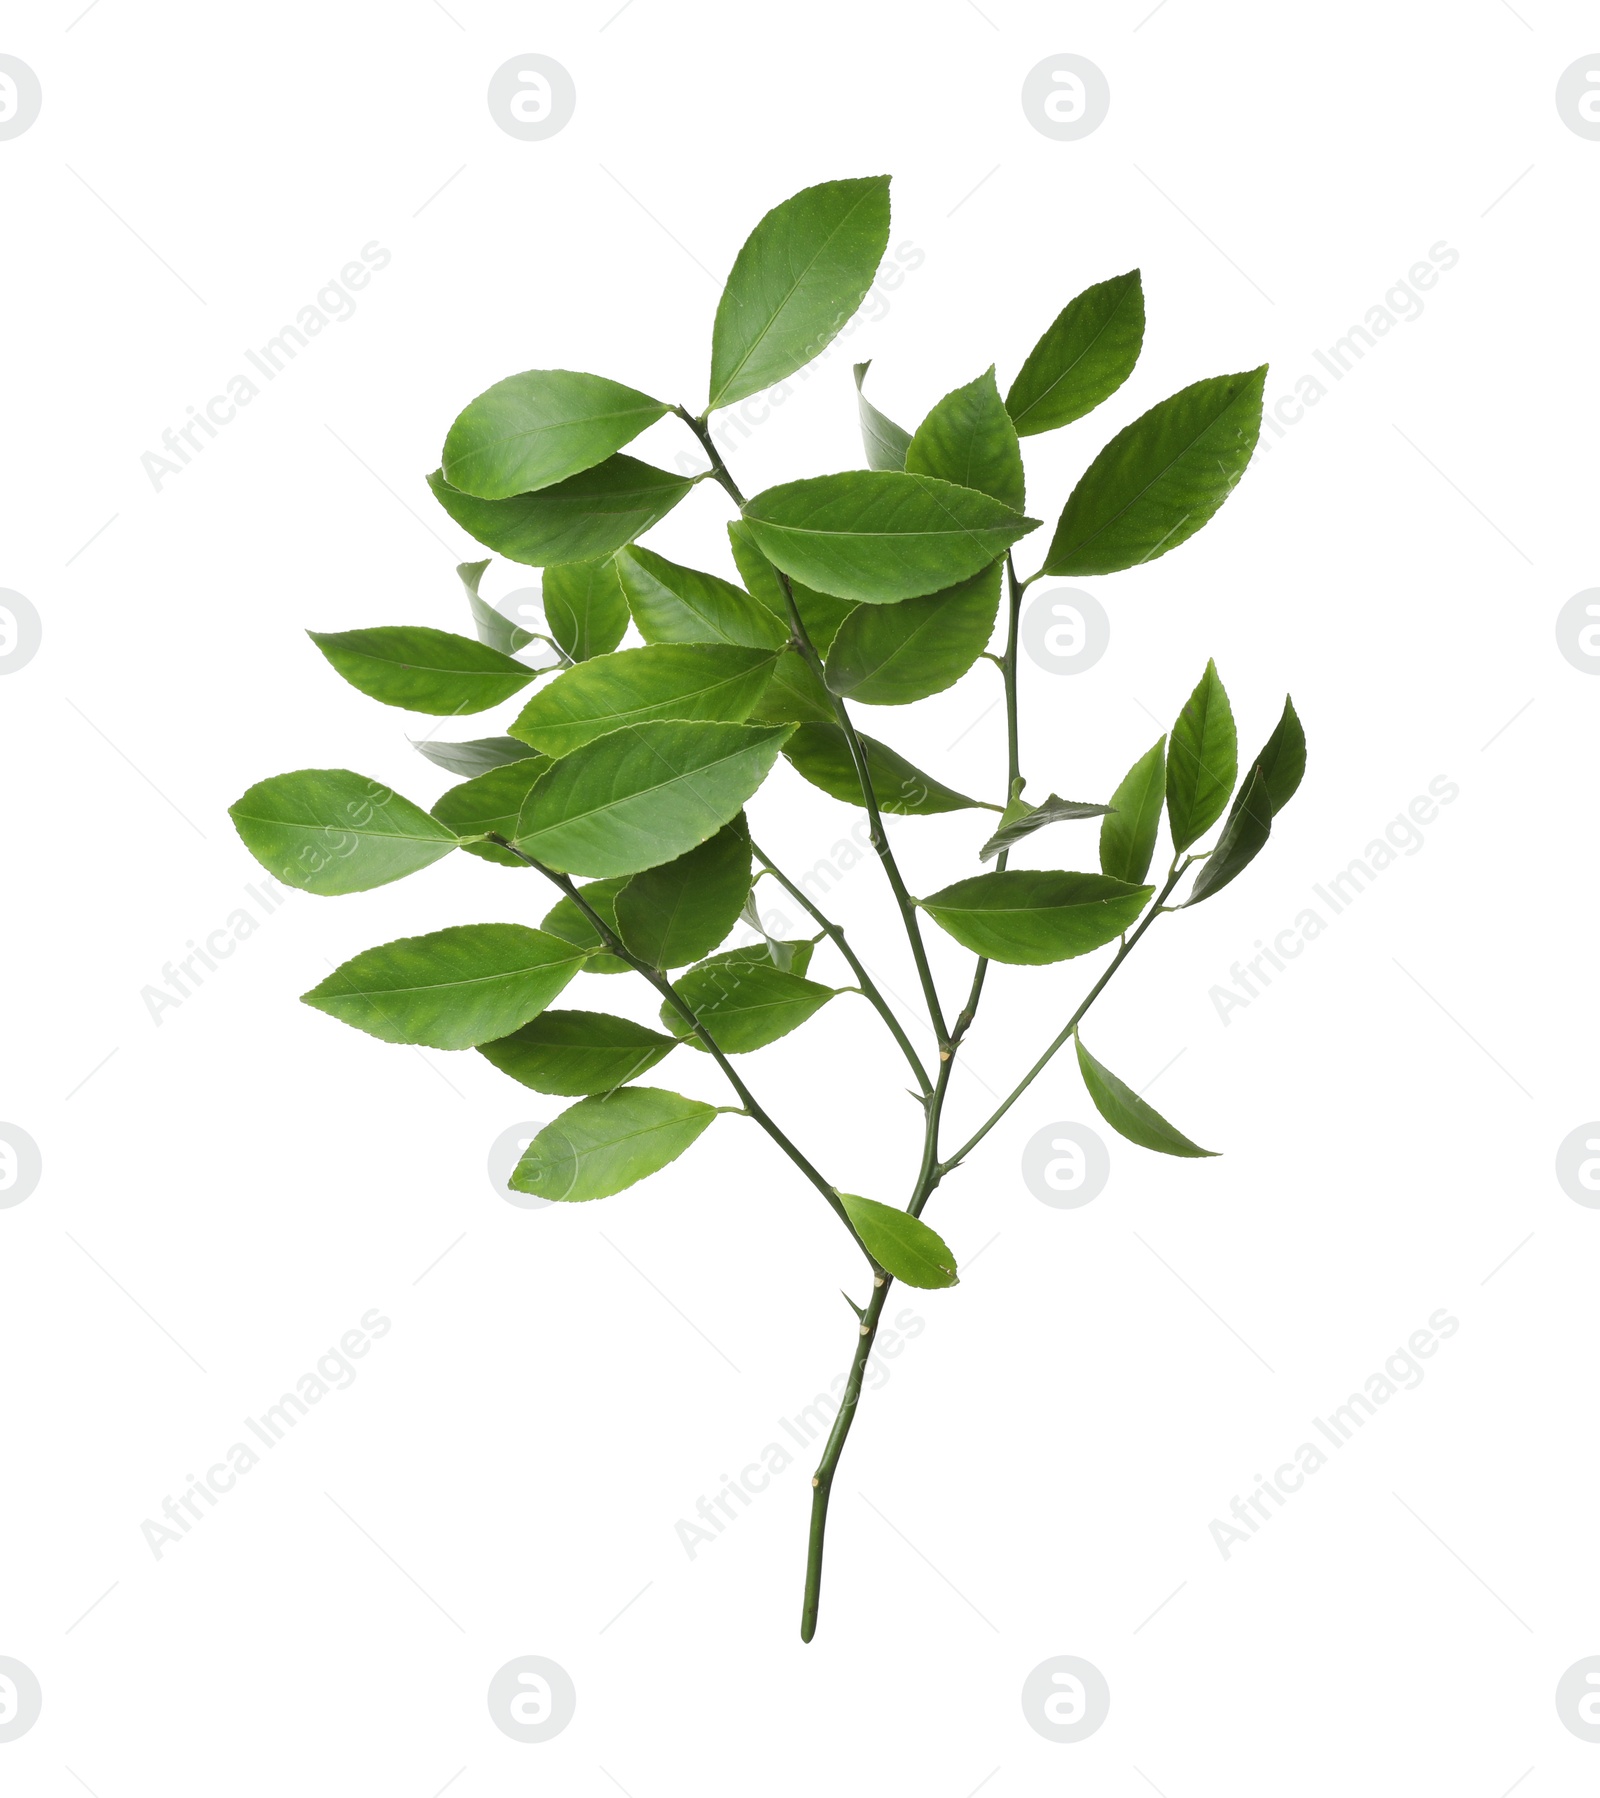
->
308;626;535;716
513;721;793;876
979;794;1112;863
1075;1034;1216;1157
824;562;1000;706
1186;765;1271;905
478;1010;676;1096
708;176;892;411
1167;661;1237;851
411;735;542;778
430;759;549;868
302;923;584;1049
838;1193;958;1288
442;369;670;499
542;557;630;662
1006;270;1145;437
664;950;837;1053
742;470;1038;604
540;876;631;973
230;770;458;896
617;544;786;650
428;457;695;567
1099;738;1166;884
784;722;985;815
1044;367;1266;575
853;361;911;470
921;870;1152;964
727;519;854;652
1245;695;1306;816
510;1087;719;1201
615;821;752;968
458;559;536;655
905;367;1025;510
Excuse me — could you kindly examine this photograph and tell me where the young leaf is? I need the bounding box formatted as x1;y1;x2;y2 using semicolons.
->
411;735;542;778
430;759;549;868
302;923;584;1050
458;559;536;655
1186;765;1272;905
1075;1034;1217;1157
1167;661;1238;851
441;369;670;499
979;794;1112;863
1005;271;1145;436
837;1193;958;1288
708;176;892;411
540;876;631;973
921;870;1152;964
742;470;1038;605
510;645;778;758
615;822;753;968
664;952;837;1054
1245;695;1306;816
230;770;458;895
542;557;630;662
1099;738;1166;884
307;626;536;716
428;457;695;567
510;1087;719;1201
853;361;911;471
783;722;984;815
905;367;1025;511
1044;367;1267;575
478;1010;676;1096
825;563;1001;706
727;519;854;652
617;544;786;650
513;721;793;876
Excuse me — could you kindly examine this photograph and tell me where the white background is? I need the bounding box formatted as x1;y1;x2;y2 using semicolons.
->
3;1;1597;1792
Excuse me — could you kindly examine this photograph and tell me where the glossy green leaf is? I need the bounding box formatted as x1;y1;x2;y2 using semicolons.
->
1167;661;1237;851
708;176;892;411
430;759;549;868
742;470;1038;605
979;794;1112;863
921;870;1152;964
458;559;536;655
749;649;838;724
302;923;584;1050
905;368;1025;510
1247;695;1306;816
1044;368;1267;575
824;562;1001;706
542;557;630;662
617;544;786;650
510;1087;719;1201
540;876;630;973
1186;765;1272;906
664;949;837;1053
442;369;670;499
307;626;535;716
722;936;817;978
838;1193;958;1288
411;735;542;778
513;720;793;876
1099;738;1166;884
230;770;458;896
783;722;985;815
428;458;695;567
853;361;911;470
1075;1034;1216;1157
1006;271;1145;437
478;1010;676;1096
510;645;777;758
616;821;752;968
727;518;855;653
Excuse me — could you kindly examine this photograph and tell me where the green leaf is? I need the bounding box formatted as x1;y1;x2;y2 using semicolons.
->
1246;695;1306;816
430;759;549;868
921;870;1152;964
726;519;854;653
411;735;542;778
824;562;1001;706
302;923;584;1050
979;794;1112;863
664;950;837;1054
1006;270;1145;437
837;1193;958;1288
307;626;536;716
719;936;817;979
783;722;985;815
1099;738;1166;884
542;557;630;662
905;367;1025;511
615;821;752;968
708;175;892;411
742;470;1038;605
442;369;670;500
510;645;778;758
513;720;793;876
457;560;536;655
617;544;786;650
510;1087;719;1201
1186;765;1272;906
428;457;695;567
230;770;458;896
540;876;631;973
749;649;838;724
1167;661;1237;851
478;1009;676;1096
1044;367;1267;575
853;361;911;471
1075;1034;1216;1157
